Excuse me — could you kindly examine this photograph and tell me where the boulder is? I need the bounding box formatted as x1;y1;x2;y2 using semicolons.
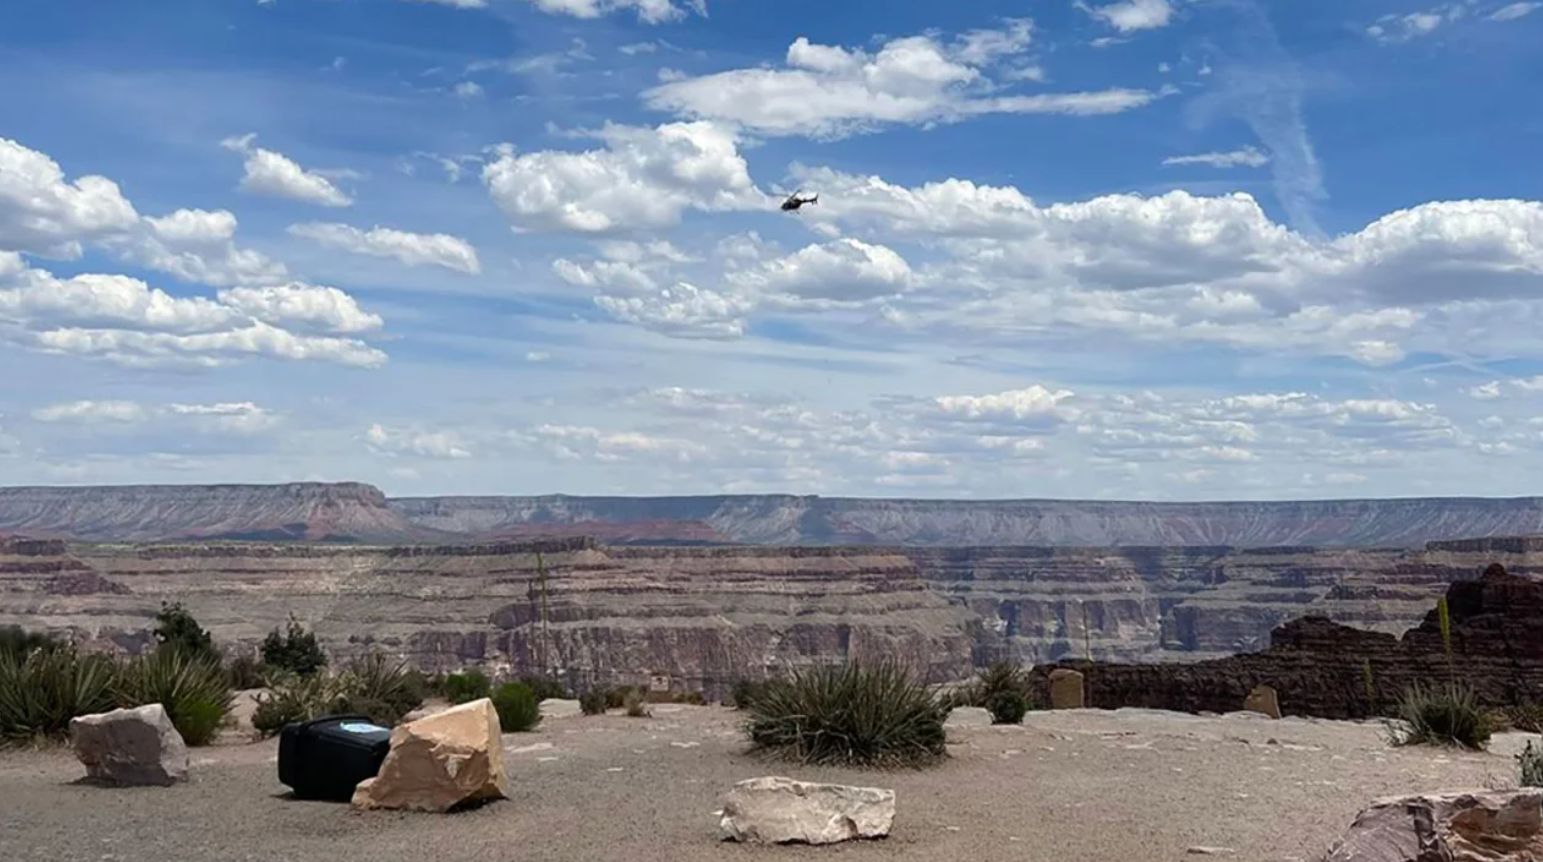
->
1049;668;1085;709
351;698;509;812
944;706;993;730
539;698;581;719
69;703;188;787
720;776;895;845
1243;684;1281;719
1322;789;1543;862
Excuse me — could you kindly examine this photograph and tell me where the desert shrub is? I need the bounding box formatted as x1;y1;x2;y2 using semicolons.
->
252;672;344;737
116;649;233;747
623;688;651;718
730;679;771;710
442;669;491;704
338;653;424;726
0;626;58;662
605;686;635;710
225;654;268;690
0;647;117;744
261;616;327;677
1520;741;1543;788
152;602;219;664
986;689;1029;725
1506;703;1543;734
517;676;569;702
744;661;948;768
491;682;541;732
1386;682;1491;751
579;688;609;716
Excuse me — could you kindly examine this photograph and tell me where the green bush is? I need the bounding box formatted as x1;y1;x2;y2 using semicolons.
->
1520;740;1543;788
623;689;651;718
1386;682;1492;751
729;679;768;709
225;654;268;690
152;602;219;664
116;649;233;747
986;689;1029;725
744;661;948;768
261;616;327;677
0;626;58;662
517;676;569;702
579;688;609;716
491;682;541;732
0;647;117;744
338;653;424;726
252;672;344;737
604;686;632;710
442;669;491;704
1506;703;1543;734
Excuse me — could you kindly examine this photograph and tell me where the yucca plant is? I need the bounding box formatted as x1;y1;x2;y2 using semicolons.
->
623;688;651;718
1519;740;1543;787
491;682;541;732
116;649;234;747
252;671;345;737
0;647;117;745
579;688;609;716
441;669;491;704
1386;681;1491;751
338;652;424;726
744;661;948;768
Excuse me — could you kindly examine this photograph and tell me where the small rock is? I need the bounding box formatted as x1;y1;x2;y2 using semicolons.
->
719;776;895;845
70;703;188;787
508;741;554;754
1243;684;1281;719
1048;668;1085;709
1186;847;1235;855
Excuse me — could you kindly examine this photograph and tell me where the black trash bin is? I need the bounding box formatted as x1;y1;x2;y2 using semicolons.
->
278;714;394;801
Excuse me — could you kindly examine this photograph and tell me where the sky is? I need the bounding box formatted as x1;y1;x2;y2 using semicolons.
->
1;0;1542;500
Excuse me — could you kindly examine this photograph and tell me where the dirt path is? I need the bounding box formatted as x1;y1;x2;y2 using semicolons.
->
0;706;1530;862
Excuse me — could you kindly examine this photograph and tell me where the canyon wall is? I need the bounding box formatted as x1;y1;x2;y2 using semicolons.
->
8;483;1543;547
1028;562;1543;718
7;536;1542;695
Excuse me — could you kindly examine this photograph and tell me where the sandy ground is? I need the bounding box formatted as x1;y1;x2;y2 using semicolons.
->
0;705;1533;862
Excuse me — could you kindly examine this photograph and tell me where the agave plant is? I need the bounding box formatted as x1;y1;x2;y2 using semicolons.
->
116;648;234;747
0;648;118;745
744;661;947;768
1385;681;1491;751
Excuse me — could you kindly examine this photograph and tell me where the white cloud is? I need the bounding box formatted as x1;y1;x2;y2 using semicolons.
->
730;238;913;304
1367;5;1467;42
32;400;150;424
644;32;1155;139
482;122;758;233
0;137;138;257
165;401;279;433
221;133;353;207
216;283;384;333
288;222;481;274
1082;0;1174;32
365;423;471;458
1468;381;1503;400
406;0;488;8
594;282;750;338
1162;146;1271;169
452;81;484;99
527;423;704;463
519;0;699;23
934;385;1078;424
125;208;288;287
1490;2;1540;21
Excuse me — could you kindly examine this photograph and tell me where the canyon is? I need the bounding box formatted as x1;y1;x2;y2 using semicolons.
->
6;482;1543;546
6;532;1541;697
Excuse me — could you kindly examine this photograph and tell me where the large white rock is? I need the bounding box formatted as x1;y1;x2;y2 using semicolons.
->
1323;789;1543;862
352;698;509;813
719;776;895;845
69;703;189;787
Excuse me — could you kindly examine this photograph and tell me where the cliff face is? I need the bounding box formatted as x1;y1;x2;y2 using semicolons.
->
0;483;440;543
6;535;1541;693
9;483;1543;547
1029;565;1543;719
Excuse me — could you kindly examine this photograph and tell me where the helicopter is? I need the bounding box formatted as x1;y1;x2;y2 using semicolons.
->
780;190;819;212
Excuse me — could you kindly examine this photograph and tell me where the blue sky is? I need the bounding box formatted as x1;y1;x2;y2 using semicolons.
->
2;0;1542;499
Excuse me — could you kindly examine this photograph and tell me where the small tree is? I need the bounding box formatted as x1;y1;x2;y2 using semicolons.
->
153;602;218;663
261;615;328;677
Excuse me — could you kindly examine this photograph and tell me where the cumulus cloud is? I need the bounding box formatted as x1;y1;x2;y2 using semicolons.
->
365;423;471;458
1162;146;1271;168
123;208;288;287
934;385;1079;425
594;282;750;338
288;222;481;274
482;122;758;232
526;423;705;463
519;0;700;23
1081;0;1174;32
216;283;384;333
32;400;150;424
728;238;913;304
31;399;278;433
0;137;138;257
221;133;353;207
644;30;1155;138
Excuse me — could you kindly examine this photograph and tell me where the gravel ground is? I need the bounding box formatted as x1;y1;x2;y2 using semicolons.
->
0;705;1531;862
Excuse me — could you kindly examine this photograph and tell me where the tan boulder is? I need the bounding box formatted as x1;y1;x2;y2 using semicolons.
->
1322;789;1543;862
69;703;188;787
351;698;509;813
720;776;895;845
1049;668;1085;709
1243;684;1281;719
